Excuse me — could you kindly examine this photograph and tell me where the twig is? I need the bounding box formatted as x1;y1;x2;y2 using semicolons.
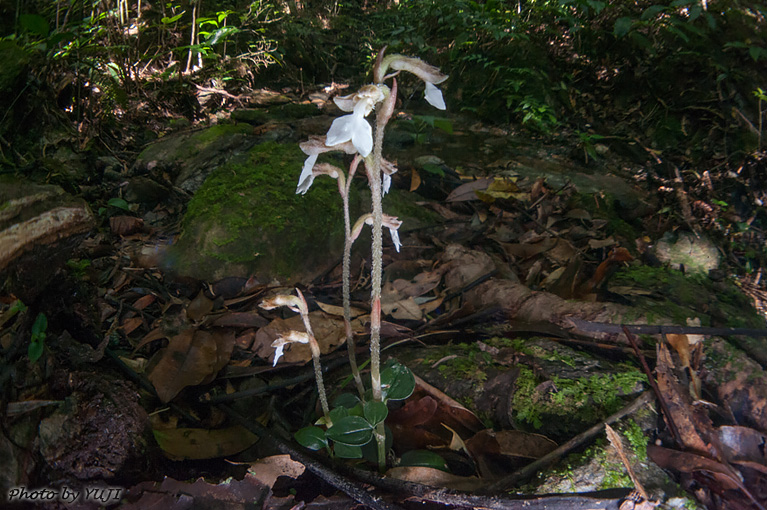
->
484;390;655;492
622;327;680;445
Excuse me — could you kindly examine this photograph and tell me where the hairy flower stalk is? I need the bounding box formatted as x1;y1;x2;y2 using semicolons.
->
260;290;330;422
343;156;365;397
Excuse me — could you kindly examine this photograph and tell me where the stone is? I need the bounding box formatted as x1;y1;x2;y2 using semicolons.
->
655;231;720;274
134;124;260;194
0;179;95;301
38;373;151;480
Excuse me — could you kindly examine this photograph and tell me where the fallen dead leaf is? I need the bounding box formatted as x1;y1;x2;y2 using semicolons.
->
153;425;258;460
248;454;305;487
387;466;483;491
148;329;235;402
253;311;345;365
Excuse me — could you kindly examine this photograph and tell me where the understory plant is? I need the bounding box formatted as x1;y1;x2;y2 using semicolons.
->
259;47;448;471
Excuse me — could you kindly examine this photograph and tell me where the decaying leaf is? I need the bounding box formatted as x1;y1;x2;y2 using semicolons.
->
248;454;305;487
253;311;345;365
387;466;483;491
148;329;235;402
153;425;259;460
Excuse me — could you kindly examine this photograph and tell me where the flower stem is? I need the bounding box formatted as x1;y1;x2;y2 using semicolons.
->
296;289;330;421
343;156;365;398
369;103;387;472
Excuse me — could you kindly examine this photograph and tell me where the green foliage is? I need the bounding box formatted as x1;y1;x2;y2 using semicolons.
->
399;449;449;472
28;312;47;363
294;359;413;463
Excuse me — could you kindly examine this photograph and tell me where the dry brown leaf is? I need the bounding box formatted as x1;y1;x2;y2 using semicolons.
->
247;454;305;487
148;329;235;402
410;168;422;192
187;290;214;322
387;466;483;491
392;270;442;297
122;316;143;335
445;177;493;202
253;312;345;365
315;300;365;318
109;215;145;236
132;294;156;311
153;425;258;460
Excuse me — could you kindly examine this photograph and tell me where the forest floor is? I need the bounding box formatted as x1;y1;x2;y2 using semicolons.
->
2;83;767;510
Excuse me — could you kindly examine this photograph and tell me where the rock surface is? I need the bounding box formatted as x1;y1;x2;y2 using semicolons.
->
0;179;94;301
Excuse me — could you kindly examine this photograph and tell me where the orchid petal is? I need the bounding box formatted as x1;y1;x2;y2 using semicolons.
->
272;340;286;366
424;82;446;110
389;227;401;252
297;154;318;194
383;173;391;195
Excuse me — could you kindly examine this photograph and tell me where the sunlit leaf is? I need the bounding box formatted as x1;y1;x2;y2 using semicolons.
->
326;416;373;446
381;361;415;401
399;450;449;472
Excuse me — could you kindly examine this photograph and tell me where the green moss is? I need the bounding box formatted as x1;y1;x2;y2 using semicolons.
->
612;265;763;328
511;366;647;435
171;141;354;281
422;342;491;384
271;103;321;119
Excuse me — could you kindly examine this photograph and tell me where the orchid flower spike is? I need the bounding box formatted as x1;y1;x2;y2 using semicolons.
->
350;213;403;252
297;137;357;194
271;330;310;366
325;84;387;157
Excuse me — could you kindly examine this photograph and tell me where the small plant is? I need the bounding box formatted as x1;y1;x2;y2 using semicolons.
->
266;47;448;471
28;312;47;363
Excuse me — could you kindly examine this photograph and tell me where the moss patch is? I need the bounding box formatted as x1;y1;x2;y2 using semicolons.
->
168;141;354;282
511;365;647;439
611;265;763;328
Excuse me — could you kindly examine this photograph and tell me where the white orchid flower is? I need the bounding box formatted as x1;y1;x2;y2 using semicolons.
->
376;54;448;111
350;213;403;252
297;137;356;194
325;85;386;157
381;159;398;195
271;330;310;366
424;82;446;110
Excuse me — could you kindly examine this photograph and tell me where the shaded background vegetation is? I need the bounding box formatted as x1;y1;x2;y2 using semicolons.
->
1;0;766;267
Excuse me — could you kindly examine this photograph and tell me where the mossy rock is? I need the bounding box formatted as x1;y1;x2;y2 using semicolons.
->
166;141;354;283
134;124;258;193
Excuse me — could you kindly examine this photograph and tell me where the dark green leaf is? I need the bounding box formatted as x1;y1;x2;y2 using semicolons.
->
31;313;47;339
399;450;450;472
20;14;49;36
381;361;415;401
613;17;633;38
363;401;388;426
295;426;328;450
107;197;130;211
328;406;349;425
640;5;665;21
161;12;185;24
422;163;445;177
333;442;363;459
333;393;361;409
28;339;44;363
326;416;373;446
433;118;454;134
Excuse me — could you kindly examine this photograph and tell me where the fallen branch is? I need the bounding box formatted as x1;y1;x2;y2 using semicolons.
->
568;319;767;337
